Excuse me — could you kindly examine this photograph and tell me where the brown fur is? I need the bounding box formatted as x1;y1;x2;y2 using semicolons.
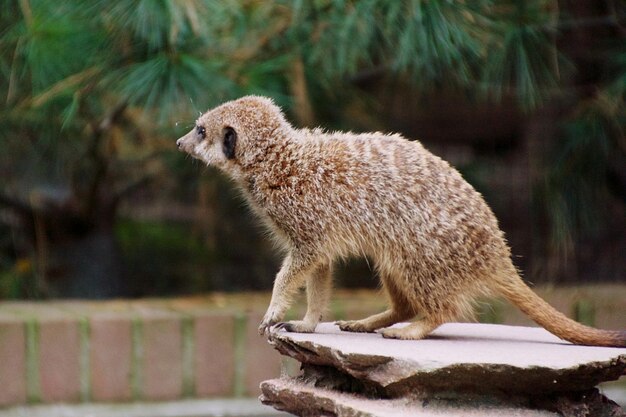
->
177;96;626;347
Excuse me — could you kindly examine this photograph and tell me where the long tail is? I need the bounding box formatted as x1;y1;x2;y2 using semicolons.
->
496;274;626;347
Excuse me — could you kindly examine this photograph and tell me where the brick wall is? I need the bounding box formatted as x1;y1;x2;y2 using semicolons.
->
0;285;624;407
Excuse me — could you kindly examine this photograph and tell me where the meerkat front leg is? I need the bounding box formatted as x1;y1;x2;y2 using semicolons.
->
274;263;332;333
258;252;318;335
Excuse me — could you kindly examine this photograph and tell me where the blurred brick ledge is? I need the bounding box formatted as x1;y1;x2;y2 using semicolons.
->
0;285;624;407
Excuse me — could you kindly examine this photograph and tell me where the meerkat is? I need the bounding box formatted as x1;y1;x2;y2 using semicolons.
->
176;96;626;347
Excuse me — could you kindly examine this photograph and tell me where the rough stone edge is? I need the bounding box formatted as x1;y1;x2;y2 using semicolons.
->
380;358;626;398
260;377;560;417
268;330;626;397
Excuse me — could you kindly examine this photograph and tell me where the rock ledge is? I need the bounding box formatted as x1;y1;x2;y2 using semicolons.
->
260;322;626;417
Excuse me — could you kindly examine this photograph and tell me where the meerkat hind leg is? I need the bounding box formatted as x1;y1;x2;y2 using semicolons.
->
275;263;332;333
336;308;413;333
337;270;415;333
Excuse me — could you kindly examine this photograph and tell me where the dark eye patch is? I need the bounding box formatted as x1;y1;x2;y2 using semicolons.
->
196;125;206;139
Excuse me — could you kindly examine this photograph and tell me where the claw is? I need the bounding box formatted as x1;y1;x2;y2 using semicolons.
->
259;308;283;336
273;322;294;332
259;316;283;336
259;321;276;336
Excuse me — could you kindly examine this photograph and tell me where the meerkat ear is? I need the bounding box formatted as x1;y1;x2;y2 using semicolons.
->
223;127;237;159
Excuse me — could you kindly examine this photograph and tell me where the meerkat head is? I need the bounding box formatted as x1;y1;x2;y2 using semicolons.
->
176;96;289;178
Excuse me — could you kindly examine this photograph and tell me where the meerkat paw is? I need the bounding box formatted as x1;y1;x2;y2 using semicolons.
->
258;320;276;336
380;327;420;340
336;320;377;333
380;321;436;340
259;309;283;336
273;320;317;333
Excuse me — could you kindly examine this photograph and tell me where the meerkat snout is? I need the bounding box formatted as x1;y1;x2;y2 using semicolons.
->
176;125;206;157
177;95;626;347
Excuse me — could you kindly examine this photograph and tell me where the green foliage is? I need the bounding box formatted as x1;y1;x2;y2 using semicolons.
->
481;0;563;109
0;2;248;130
0;227;36;299
534;32;626;258
283;0;568;107
542;102;624;255
0;0;576;133
287;0;488;91
389;1;483;84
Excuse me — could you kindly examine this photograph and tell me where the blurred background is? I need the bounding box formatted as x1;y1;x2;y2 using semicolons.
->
0;0;624;300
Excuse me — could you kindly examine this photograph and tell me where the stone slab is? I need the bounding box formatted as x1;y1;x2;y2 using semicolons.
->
267;322;626;397
260;377;558;417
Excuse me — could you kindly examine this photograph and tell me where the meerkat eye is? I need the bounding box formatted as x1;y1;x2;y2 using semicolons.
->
223;127;237;160
196;125;206;139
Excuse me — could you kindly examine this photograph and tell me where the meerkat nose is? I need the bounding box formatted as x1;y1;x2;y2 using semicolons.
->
176;138;183;149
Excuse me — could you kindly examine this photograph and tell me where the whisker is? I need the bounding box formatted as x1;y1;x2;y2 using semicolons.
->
189;97;203;116
176;120;195;130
